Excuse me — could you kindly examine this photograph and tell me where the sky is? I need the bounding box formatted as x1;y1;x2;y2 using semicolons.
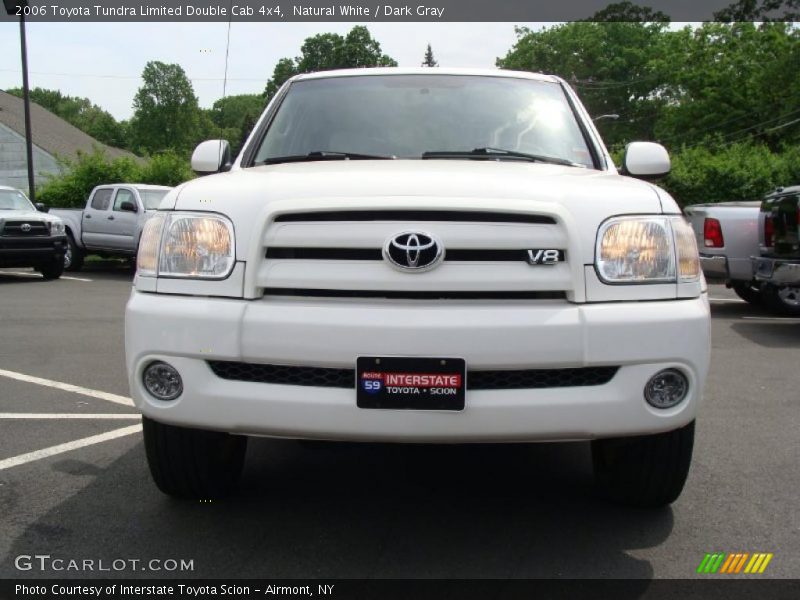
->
0;22;549;120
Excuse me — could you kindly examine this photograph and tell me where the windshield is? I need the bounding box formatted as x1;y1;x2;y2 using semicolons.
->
253;74;595;168
138;189;169;210
0;189;35;211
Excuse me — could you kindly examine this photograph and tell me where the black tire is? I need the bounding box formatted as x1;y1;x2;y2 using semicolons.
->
592;421;694;508
64;232;84;272
142;416;247;499
37;259;64;281
731;282;762;306
762;284;800;316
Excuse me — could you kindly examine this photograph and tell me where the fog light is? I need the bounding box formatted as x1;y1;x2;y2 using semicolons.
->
143;361;183;401
644;369;688;409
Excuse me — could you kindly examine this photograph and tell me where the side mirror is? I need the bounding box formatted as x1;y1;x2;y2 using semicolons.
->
119;200;138;213
621;142;670;179
191;140;232;175
35;202;49;213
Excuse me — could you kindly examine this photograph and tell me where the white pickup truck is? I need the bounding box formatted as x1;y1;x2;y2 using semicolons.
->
125;68;710;507
51;184;171;271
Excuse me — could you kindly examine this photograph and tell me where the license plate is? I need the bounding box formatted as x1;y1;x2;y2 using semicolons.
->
356;356;466;411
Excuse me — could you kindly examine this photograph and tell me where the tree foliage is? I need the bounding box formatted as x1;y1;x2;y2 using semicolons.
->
129;61;202;155
263;26;398;101
422;43;438;67
664;142;800;206
497;19;800;204
37;149;193;208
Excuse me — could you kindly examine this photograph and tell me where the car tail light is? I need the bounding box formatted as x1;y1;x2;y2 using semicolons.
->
703;218;724;248
764;215;775;248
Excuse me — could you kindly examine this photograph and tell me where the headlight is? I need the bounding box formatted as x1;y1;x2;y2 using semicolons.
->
596;217;675;283
595;216;701;284
670;217;701;282
136;212;235;279
49;220;65;235
137;213;166;276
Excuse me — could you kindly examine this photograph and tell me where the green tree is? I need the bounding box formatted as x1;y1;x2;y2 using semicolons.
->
421;43;438;67
129;61;202;155
650;22;800;152
263;58;299;100
263;26;397;101
714;0;800;20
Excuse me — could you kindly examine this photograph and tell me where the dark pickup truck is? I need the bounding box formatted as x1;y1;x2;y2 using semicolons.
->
753;185;800;315
0;185;66;280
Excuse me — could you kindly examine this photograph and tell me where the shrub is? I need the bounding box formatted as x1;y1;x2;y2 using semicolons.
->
37;147;194;208
663;142;799;207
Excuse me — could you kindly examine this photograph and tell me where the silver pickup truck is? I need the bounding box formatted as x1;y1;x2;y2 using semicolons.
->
51;184;171;271
684;201;762;304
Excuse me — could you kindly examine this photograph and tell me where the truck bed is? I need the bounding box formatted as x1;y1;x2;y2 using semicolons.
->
684;201;761;283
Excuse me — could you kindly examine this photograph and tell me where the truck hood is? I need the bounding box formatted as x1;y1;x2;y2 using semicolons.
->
169;160;674;263
0;209;62;225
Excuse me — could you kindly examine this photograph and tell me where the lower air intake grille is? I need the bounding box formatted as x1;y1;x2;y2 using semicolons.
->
207;361;618;390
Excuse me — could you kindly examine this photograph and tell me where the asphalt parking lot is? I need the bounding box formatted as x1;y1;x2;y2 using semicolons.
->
0;265;798;580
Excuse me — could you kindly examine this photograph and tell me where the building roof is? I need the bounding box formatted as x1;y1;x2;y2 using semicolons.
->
0;90;139;163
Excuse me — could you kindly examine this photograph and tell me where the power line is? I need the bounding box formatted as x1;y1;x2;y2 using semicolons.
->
0;67;264;82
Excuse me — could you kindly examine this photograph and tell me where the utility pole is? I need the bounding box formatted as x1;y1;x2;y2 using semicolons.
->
4;0;35;201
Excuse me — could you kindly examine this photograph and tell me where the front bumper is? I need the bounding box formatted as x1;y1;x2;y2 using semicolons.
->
752;256;800;286
0;234;66;267
125;292;711;443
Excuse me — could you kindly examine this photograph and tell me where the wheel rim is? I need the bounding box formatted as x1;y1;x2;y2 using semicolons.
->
64;242;72;269
777;286;800;307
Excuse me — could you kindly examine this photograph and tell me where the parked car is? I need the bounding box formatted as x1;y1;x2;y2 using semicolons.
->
684;201;762;304
752;185;800;315
0;185;66;280
125;68;710;507
51;184;172;271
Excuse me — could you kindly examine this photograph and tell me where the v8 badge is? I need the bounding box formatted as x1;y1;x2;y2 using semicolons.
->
526;249;564;265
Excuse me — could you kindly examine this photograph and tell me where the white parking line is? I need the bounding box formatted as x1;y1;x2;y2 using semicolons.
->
0;413;140;419
0;424;142;471
0;368;134;407
741;316;800;323
0;270;92;282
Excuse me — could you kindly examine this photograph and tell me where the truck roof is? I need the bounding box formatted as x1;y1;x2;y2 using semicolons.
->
94;183;172;191
292;67;562;84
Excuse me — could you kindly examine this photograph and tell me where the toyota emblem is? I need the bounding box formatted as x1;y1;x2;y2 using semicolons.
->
383;231;444;272
21;223;32;232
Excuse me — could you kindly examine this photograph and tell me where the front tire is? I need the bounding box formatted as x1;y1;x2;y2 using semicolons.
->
64;232;84;272
142;417;247;499
592;421;694;508
38;258;64;280
762;284;800;316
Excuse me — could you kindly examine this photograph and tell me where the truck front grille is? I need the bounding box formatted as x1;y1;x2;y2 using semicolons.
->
258;209;573;299
207;361;618;390
1;221;49;236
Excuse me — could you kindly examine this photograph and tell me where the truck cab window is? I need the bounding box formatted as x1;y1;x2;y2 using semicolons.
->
91;189;113;210
113;189;136;211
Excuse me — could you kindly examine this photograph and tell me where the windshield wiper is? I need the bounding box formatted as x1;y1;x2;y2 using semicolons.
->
257;151;396;165
421;147;584;168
